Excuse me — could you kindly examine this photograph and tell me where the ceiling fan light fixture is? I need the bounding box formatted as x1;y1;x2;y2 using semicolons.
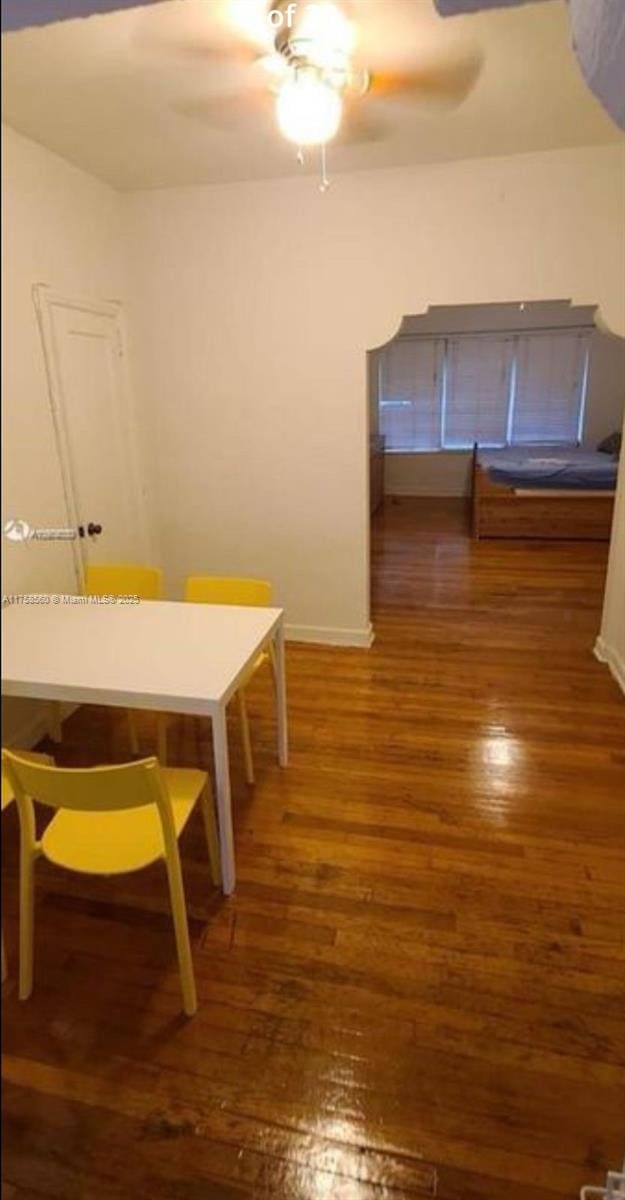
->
276;71;342;145
292;1;355;69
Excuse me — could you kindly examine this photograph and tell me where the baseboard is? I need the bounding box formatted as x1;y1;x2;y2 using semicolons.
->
285;623;374;648
383;490;470;499
594;637;625;696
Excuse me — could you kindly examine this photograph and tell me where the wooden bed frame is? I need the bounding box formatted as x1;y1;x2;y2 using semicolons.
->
471;445;616;541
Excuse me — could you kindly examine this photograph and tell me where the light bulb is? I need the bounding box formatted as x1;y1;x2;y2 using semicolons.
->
294;1;355;70
276;73;342;146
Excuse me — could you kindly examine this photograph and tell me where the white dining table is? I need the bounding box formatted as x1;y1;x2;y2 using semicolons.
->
1;598;288;894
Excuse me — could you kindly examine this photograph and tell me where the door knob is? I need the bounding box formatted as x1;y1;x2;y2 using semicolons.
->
78;523;103;538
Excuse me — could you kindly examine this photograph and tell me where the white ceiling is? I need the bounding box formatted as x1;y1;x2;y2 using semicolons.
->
1;0;622;190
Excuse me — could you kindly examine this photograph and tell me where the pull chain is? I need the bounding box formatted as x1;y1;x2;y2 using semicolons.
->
319;143;331;193
294;145;331;192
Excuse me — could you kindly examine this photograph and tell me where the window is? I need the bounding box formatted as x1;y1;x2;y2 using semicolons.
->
378;328;590;452
378;337;442;451
511;331;589;444
444;335;513;449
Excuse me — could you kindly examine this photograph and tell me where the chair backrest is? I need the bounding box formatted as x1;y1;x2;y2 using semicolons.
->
1;765;14;812
1;751;164;813
2;751;53;811
85;564;163;601
184;576;272;607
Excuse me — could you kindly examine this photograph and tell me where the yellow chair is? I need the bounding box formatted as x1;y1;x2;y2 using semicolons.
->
2;751;53;982
184;578;272;608
2;750;220;1016
85;563;164;756
183;577;275;785
85;564;163;602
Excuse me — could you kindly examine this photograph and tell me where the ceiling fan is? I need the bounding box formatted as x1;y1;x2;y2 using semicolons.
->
135;0;483;149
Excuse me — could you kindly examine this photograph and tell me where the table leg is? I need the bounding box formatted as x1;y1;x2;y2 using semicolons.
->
212;705;236;895
274;619;288;767
47;702;63;744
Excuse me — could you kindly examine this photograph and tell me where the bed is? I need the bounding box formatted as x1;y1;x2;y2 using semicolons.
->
472;444;617;540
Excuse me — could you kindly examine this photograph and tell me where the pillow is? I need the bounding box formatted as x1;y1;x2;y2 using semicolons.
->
597;431;622;457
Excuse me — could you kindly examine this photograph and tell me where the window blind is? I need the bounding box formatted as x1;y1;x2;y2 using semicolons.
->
378;337;442;451
377;326;590;451
511;331;589;444
444;335;513;448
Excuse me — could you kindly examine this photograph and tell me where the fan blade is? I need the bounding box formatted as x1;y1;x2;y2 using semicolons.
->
173;89;274;131
131;0;272;64
352;0;470;66
369;48;482;107
338;103;388;145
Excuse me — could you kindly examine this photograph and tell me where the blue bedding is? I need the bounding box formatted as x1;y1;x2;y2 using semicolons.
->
478;445;618;490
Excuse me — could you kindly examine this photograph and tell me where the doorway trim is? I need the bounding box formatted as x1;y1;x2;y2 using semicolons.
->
32;285;152;591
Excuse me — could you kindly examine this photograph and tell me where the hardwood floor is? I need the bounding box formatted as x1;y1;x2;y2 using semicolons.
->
3;496;625;1200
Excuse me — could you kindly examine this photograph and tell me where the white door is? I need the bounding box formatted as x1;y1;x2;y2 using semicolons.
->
35;288;151;589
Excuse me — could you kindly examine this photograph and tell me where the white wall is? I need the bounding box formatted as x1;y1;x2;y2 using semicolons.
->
1;124;128;742
124;143;625;640
384;452;473;498
583;331;625;447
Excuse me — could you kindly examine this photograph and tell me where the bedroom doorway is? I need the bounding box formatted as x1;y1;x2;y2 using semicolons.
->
368;300;623;545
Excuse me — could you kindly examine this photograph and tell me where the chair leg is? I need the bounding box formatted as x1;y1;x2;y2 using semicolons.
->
19;850;35;1001
157;714;168;766
163;850;197;1016
2;927;7;983
237;689;255;785
269;640;278;689
47;702;63;744
199;783;221;887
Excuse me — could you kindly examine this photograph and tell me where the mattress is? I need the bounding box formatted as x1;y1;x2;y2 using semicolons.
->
477;446;618;491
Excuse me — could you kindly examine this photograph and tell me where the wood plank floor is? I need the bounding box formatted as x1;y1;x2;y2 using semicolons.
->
3;496;625;1200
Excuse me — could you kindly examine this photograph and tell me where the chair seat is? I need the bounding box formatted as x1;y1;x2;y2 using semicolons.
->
41;767;208;876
